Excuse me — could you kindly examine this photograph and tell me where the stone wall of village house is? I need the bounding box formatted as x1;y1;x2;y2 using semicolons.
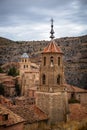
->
36;91;68;123
21;72;39;96
80;93;87;105
67;92;87;105
0;122;24;130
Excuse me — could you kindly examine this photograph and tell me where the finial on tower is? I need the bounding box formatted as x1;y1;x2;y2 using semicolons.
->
50;18;55;40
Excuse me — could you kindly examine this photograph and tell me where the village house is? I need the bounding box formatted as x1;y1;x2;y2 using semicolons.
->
0;104;24;130
19;53;39;97
0;73;16;97
65;84;87;105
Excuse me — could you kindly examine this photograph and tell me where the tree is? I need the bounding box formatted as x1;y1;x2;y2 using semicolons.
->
8;66;19;77
0;83;5;96
15;79;21;96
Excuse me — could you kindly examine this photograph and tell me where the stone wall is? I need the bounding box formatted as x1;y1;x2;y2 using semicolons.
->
36;91;68;124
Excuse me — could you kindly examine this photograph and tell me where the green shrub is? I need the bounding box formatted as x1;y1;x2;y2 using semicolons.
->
8;66;19;77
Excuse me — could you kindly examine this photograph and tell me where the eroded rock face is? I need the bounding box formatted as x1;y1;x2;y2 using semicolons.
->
0;35;87;89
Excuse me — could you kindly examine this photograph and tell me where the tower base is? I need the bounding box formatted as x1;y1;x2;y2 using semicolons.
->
36;91;69;124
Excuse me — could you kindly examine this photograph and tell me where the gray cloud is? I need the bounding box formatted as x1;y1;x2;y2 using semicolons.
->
0;0;87;40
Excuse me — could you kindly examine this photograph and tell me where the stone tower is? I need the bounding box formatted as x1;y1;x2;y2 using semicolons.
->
20;53;31;96
36;19;69;124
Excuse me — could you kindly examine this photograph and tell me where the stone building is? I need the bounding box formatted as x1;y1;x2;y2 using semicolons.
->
65;84;87;105
0;73;16;97
36;19;69;124
20;53;39;96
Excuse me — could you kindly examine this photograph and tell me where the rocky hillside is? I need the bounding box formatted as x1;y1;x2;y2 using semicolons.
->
0;35;87;89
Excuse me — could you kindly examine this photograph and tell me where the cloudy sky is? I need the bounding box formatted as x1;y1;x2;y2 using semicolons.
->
0;0;87;41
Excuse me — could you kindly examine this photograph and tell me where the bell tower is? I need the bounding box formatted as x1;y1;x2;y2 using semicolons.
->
36;19;69;124
20;53;31;96
39;19;65;92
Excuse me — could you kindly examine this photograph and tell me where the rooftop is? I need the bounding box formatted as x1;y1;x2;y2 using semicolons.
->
0;105;24;127
70;103;87;121
43;40;63;54
9;105;48;123
21;53;29;58
65;84;87;93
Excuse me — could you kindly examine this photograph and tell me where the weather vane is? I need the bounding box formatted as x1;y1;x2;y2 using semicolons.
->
50;18;55;40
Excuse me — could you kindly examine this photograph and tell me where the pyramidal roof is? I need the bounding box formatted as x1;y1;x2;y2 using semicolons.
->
21;53;29;58
42;40;63;54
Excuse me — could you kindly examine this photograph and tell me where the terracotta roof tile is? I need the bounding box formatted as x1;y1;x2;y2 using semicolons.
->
43;40;63;54
0;105;24;126
64;84;87;93
9;105;48;123
69;104;87;121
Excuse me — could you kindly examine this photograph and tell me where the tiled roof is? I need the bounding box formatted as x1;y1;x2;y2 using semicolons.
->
9;105;48;123
43;40;63;54
0;105;24;126
64;84;87;93
69;104;87;121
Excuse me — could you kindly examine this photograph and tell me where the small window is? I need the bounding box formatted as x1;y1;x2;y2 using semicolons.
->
24;65;25;68
42;74;46;84
71;92;75;99
44;57;46;66
25;59;27;62
3;114;8;121
58;57;60;66
57;75;60;85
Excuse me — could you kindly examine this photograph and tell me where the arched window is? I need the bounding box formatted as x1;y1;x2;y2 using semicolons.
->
58;57;60;66
42;74;46;84
50;56;54;66
44;57;46;66
25;59;27;62
57;75;60;85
